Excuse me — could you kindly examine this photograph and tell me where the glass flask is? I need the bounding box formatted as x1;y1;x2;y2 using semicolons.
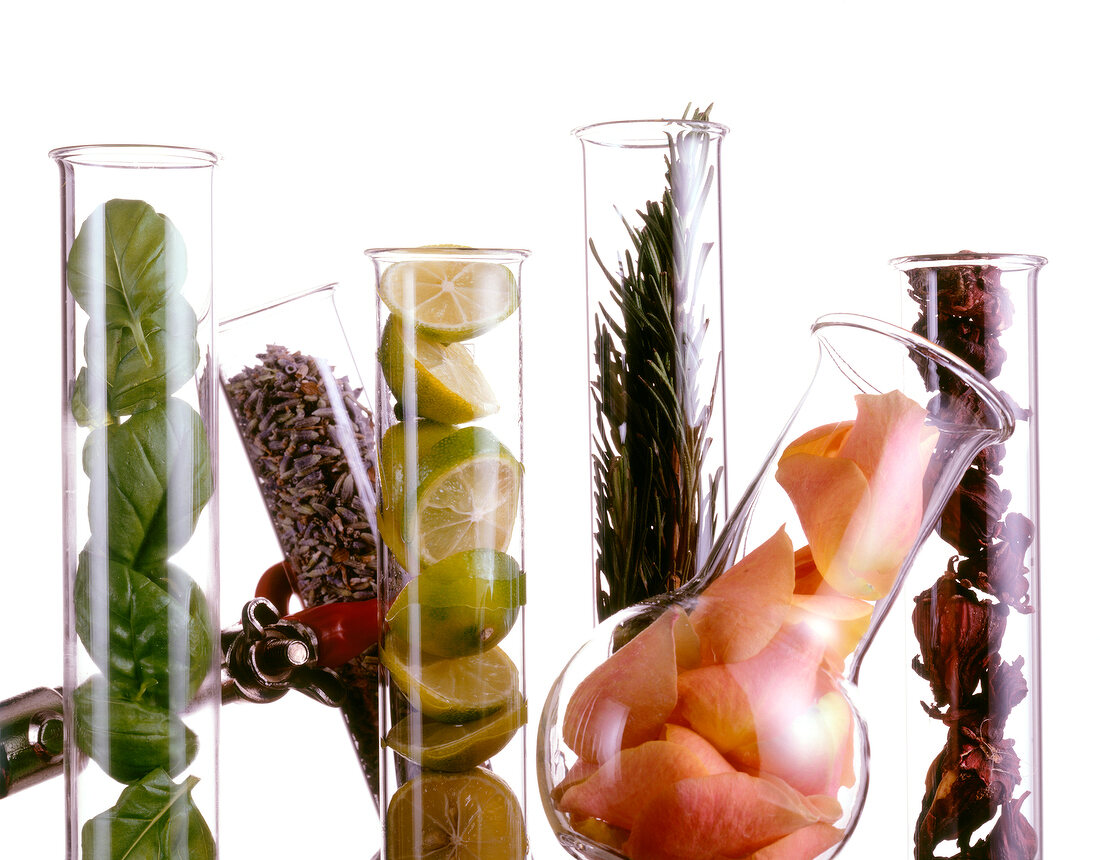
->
537;314;1015;860
365;246;529;860
51;144;220;860
893;252;1045;860
575;115;729;622
218;282;383;802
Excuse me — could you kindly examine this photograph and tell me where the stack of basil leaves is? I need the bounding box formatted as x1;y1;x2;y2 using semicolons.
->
67;199;216;860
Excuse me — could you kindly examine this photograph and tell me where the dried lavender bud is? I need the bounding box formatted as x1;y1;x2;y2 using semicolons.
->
224;345;378;606
913;574;1009;707
224;345;381;800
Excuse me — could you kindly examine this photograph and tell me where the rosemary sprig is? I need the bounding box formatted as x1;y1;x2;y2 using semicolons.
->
592;105;723;620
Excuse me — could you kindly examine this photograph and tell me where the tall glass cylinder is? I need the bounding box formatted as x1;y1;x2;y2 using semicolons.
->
893;252;1044;860
51;145;219;860
366;247;529;859
219;283;382;803
575;117;728;622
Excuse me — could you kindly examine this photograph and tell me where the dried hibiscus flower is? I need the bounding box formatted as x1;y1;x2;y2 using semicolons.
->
915;717;1022;855
912;574;1008;707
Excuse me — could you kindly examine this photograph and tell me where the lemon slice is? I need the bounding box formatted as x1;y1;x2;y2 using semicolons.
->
379;259;518;342
385;694;526;772
378;317;498;424
386;550;525;657
381;639;519;724
385;769;527;860
413;427;522;565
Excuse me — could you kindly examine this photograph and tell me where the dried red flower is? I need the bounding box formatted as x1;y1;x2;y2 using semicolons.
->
937;468;1012;555
955;513;1034;611
913;575;1009;707
984;793;1039;860
916;716;1023;858
909;263;1012;324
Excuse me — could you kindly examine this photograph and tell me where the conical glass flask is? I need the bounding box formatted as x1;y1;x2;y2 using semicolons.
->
537;315;1014;860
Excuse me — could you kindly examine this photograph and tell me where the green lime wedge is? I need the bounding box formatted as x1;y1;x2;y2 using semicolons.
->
412;426;521;566
385;694;526;772
381;639;519;725
386;549;525;657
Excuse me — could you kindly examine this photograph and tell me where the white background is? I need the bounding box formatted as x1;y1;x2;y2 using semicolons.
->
1;1;1096;858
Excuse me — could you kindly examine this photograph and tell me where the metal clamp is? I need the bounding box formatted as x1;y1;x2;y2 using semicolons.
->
222;597;346;707
0;687;64;798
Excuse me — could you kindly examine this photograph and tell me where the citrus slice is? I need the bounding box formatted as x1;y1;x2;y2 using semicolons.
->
386;550;525;657
378;317;498;424
412;426;522;566
385;769;527;860
385;694;526;772
379;419;456;511
377;506;413;571
379;259;518;342
381;639;520;724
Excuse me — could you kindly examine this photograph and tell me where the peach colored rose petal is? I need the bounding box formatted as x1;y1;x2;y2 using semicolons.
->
677;625;826;771
621;771;839;860
787;592;872;674
745;822;845;859
690;528;796;665
559;740;717;829
661;723;737;775
564;607;685;763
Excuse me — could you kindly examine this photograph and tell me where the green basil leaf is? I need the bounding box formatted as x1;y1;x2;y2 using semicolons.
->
73;296;200;426
67;199;187;366
83;399;213;570
80;768;215;860
74;677;198;785
74;552;214;706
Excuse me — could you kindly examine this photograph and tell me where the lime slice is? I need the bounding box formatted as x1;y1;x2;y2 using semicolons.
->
385;694;526;772
413;427;522;565
386;550;525;657
379;419;456;511
381;639;519;724
379;259;518;342
385;769;527;860
378;317;498;425
378;506;412;571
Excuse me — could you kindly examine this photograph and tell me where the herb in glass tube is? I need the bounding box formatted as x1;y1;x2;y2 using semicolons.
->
67;198;215;859
591;104;723;620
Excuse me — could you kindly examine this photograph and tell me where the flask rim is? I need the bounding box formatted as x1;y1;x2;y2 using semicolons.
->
812;312;1016;444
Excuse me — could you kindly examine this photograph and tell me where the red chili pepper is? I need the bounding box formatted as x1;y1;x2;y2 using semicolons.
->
287;600;380;668
255;561;297;616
